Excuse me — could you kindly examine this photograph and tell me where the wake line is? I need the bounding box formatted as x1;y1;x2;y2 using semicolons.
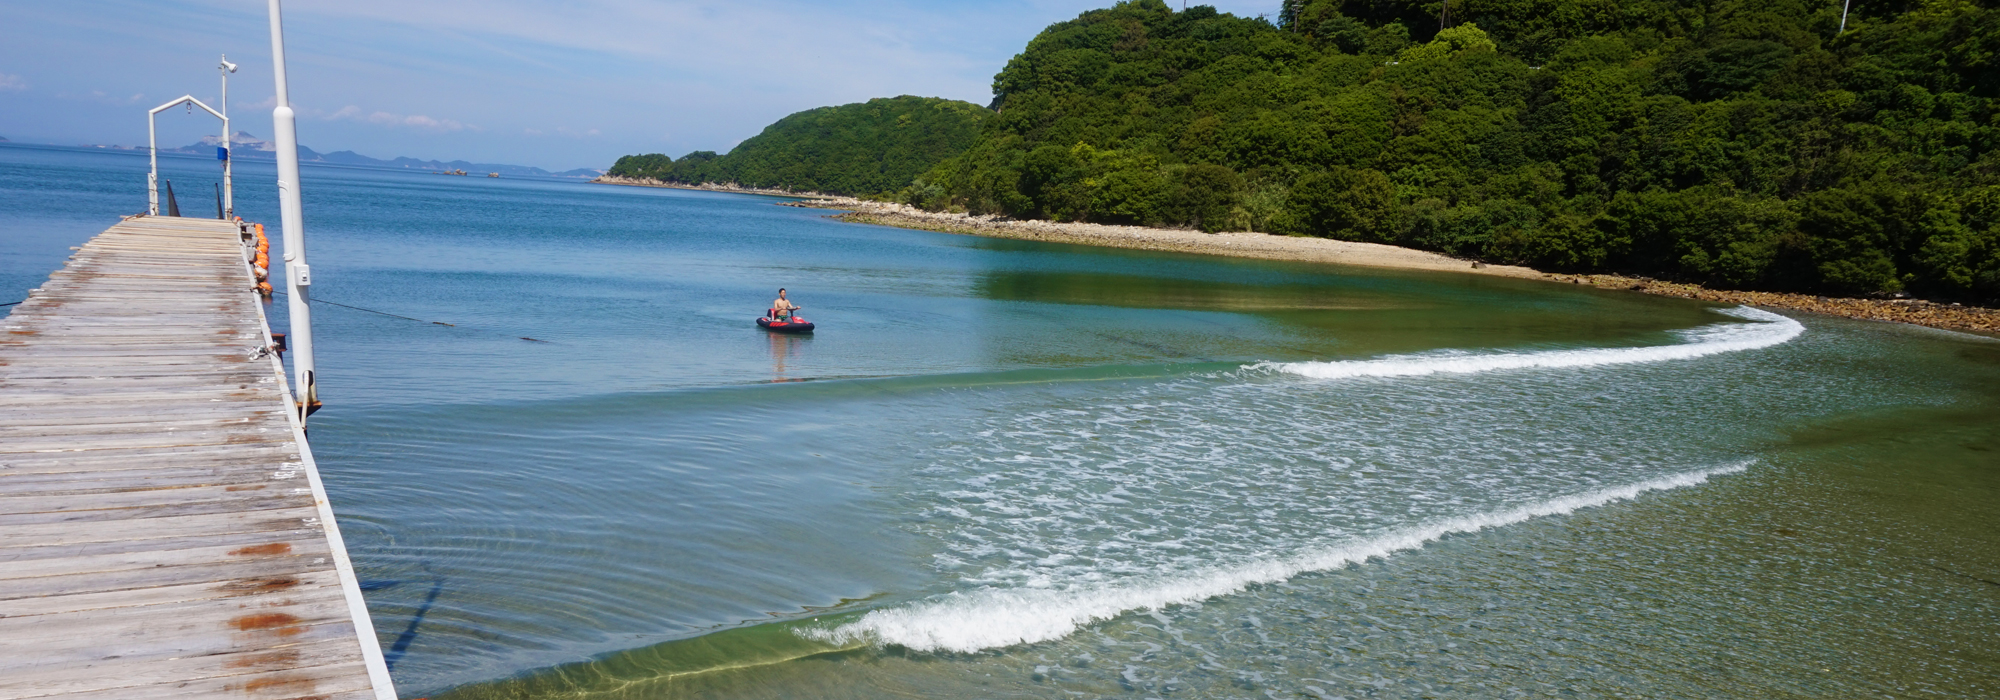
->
1258;306;1802;380
806;462;1750;653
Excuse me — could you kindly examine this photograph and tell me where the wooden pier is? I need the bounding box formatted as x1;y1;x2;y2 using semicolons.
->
0;217;395;699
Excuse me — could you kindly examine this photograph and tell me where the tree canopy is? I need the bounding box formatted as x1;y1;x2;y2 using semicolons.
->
607;95;989;197
899;0;2000;302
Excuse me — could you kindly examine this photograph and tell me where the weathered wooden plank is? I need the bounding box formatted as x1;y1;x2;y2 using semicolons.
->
0;446;298;475
11;660;376;700
1;568;344;618
0;358;253;372
0;406;281;427
0;649;371;699
0;527;323;565
0;388;277;406
0;430;293;455
0;414;277;435
0;476;301;510
0;618;362;680
0;550;343;602
0;594;357;654
0;533;332;582
0;412;274;433
0;469;305;500
0;389;276;407
0;506;321;549
0;489;313;526
0;380;275;397
0;549;337;601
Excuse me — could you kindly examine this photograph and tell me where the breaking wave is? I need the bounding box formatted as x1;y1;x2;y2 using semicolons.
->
807;462;1749;653
1259;306;1801;380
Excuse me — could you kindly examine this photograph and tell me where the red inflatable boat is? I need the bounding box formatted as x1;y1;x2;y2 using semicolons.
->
757;309;814;333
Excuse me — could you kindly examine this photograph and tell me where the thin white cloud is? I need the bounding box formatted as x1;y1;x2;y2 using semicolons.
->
239;0;1002;101
58;89;145;105
0;73;25;91
327;104;473;132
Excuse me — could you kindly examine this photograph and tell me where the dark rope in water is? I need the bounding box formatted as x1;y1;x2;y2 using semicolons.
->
310;296;457;327
0;301;20;307
271;290;551;343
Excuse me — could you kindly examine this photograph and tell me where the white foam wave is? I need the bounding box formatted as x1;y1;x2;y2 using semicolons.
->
807;462;1749;653
1259;306;1802;380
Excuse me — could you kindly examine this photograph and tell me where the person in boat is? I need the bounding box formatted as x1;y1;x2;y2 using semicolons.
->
771;288;799;321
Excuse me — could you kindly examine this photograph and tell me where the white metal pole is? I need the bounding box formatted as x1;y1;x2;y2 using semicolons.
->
268;0;315;423
148;113;159;216
267;15;396;698
220;55;234;218
1840;0;1852;34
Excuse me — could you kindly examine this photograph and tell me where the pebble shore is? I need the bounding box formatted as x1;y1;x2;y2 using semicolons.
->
1551;274;2000;334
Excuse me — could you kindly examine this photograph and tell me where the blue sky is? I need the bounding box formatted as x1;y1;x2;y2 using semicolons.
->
0;0;1279;171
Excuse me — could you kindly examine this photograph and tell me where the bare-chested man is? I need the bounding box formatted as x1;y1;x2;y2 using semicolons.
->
771;288;799;320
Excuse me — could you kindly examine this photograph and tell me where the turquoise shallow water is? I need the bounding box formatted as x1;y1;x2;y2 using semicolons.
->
4;143;1997;698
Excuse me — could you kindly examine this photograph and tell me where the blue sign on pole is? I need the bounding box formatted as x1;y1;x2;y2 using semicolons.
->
217;147;229;161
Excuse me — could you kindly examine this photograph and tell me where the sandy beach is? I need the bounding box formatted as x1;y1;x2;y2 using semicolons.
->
792;196;2000;336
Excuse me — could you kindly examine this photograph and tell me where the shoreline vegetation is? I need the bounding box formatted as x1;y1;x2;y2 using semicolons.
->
592;176;1999;334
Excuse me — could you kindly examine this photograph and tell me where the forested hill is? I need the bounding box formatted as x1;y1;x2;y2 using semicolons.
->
607;96;989;197
909;0;2000;302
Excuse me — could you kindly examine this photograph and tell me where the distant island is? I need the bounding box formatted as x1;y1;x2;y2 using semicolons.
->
602;96;987;197
156;131;603;179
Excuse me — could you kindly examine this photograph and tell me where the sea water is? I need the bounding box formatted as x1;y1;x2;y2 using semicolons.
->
4;143;1996;698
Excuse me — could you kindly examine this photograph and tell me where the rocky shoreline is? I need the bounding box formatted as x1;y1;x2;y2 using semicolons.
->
789;197;2000;336
1549;274;1999;334
591;175;837;198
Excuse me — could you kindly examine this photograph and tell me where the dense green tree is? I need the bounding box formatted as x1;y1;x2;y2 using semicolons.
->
892;0;2000;302
606;153;673;179
1277;167;1396;241
1165;164;1244;231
